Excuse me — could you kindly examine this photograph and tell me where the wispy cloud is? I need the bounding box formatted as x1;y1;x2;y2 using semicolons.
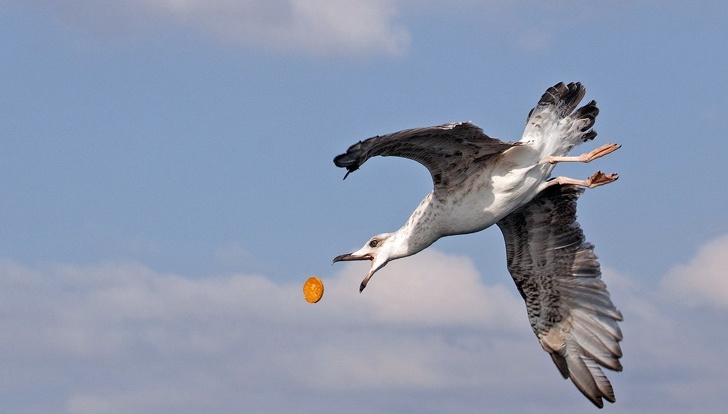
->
659;234;728;308
16;0;410;56
1;240;727;413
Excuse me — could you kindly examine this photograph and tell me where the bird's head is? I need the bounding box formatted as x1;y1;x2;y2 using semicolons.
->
333;233;397;293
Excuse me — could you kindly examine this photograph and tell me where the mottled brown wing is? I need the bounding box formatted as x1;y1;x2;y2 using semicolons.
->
496;184;623;408
333;122;518;190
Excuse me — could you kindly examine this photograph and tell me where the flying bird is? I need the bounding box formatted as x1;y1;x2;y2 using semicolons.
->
332;82;623;408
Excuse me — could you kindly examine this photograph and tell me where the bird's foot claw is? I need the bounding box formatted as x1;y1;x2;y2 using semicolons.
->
585;171;619;188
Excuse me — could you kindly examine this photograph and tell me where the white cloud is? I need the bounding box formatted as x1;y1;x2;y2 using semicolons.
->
659;234;728;308
327;249;526;328
1;247;727;413
0;252;533;414
10;0;624;56
16;0;410;56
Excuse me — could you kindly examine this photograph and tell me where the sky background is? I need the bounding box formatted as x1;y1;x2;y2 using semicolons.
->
1;1;727;413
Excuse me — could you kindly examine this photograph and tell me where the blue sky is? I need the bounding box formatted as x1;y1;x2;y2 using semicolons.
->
1;1;727;413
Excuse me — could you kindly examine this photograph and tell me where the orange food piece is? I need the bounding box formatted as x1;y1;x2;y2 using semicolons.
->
303;276;324;303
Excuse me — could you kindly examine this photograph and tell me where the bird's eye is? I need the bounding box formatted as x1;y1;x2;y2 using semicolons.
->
369;239;379;248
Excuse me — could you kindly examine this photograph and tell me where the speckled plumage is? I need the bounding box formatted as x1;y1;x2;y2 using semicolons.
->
333;82;622;408
497;184;623;408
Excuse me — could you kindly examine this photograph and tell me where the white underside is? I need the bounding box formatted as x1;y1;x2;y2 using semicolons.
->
424;143;557;237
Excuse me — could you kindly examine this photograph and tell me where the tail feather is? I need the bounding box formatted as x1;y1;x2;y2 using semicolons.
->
521;82;601;153
581;130;598;142
573;100;599;129
537;82;587;117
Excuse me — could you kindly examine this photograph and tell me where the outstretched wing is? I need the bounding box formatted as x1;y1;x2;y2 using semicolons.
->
333;122;518;190
496;184;623;408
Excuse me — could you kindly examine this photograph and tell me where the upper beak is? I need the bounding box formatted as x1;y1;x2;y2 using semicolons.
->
332;253;373;263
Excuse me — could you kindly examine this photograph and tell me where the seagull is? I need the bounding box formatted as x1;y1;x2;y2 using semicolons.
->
332;82;623;408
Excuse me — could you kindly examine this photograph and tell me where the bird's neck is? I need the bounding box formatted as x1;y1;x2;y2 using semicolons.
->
391;193;441;259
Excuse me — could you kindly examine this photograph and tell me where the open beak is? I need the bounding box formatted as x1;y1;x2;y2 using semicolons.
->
332;252;376;293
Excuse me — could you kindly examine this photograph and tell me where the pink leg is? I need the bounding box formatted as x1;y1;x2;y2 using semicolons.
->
547;143;621;164
547;171;619;189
